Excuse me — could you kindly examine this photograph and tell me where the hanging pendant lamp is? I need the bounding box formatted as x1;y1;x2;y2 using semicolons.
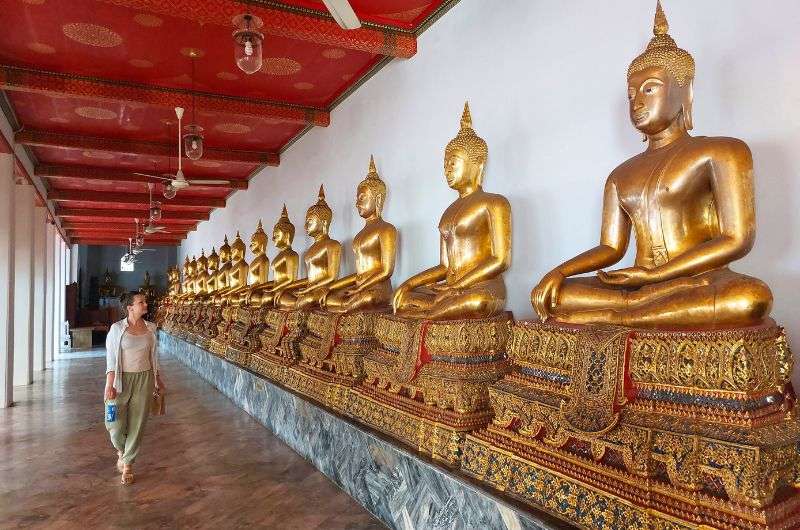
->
183;56;204;160
232;13;264;75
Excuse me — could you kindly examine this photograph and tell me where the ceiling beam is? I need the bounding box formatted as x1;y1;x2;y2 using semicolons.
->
94;0;416;58
49;190;224;208
72;238;180;246
62;220;196;230
37;164;249;190
0;66;329;127
57;207;209;221
16;129;279;166
66;227;185;238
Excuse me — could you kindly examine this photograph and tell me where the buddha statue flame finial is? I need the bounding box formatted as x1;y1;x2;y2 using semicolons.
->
307;184;333;224
628;1;695;86
275;203;295;241
445;101;488;165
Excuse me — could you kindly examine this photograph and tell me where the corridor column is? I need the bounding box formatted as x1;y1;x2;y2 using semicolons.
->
13;181;35;386
0;154;15;407
44;222;54;367
52;234;62;360
33;207;48;372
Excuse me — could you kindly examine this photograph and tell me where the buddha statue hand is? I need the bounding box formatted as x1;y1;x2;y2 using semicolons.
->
597;267;655;288
531;269;565;322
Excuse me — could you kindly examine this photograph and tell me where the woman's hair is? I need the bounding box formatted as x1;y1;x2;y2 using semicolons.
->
119;291;144;309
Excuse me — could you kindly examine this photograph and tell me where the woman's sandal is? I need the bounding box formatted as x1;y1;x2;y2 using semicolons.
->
116;451;124;473
121;464;134;485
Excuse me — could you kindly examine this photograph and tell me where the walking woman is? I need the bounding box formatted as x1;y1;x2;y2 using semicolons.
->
104;291;165;485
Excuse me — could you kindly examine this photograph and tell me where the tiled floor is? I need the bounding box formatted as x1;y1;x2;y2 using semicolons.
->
0;349;384;529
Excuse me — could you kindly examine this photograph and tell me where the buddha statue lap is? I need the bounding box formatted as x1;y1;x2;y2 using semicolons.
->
247;207;301;380
288;157;398;412
227;222;271;364
352;104;513;465
462;5;800;528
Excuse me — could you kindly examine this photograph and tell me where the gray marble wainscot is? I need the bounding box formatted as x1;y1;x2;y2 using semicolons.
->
159;331;565;530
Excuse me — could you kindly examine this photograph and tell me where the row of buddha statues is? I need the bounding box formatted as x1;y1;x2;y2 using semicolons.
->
158;3;800;529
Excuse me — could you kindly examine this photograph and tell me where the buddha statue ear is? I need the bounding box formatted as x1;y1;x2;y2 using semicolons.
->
682;80;694;131
475;161;486;187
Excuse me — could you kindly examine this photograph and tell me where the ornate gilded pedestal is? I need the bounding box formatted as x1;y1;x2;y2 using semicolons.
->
194;302;222;351
208;304;235;357
247;308;307;384
461;320;800;529
350;313;512;465
225;305;266;366
287;309;387;413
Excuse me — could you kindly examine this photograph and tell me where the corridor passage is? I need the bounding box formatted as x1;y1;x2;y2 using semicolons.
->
0;349;384;529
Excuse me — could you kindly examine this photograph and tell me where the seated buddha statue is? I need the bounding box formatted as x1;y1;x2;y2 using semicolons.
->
276;186;341;310
324;156;397;313
219;232;250;305
212;236;232;305
392;103;512;320
246;205;300;307
205;247;219;294
236;221;269;305
99;269;117;298
193;251;210;298
531;1;772;328
167;267;181;299
178;256;196;303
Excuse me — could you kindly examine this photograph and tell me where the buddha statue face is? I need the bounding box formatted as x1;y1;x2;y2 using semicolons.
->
273;226;291;250
445;148;483;192
356;184;381;219
218;244;230;264
305;212;328;238
628;66;692;136
231;237;245;261
208;252;219;273
250;230;267;255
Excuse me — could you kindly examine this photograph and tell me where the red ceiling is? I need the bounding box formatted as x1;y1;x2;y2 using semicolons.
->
0;0;450;245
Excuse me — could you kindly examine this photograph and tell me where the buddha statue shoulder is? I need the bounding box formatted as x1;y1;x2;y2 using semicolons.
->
222;232;250;304
247;205;300;307
324;156;397;313
392;103;512;320
531;1;772;328
276;186;342;310
212;236;232;304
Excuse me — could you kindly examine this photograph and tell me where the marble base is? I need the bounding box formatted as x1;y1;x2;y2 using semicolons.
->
159;331;564;530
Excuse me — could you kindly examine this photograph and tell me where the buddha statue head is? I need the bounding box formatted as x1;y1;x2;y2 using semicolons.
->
197;249;208;273
357;155;387;219
182;256;190;275
627;1;695;136
208;247;219;273
273;204;295;250
230;231;246;261
305;185;333;238
188;255;197;277
250;220;268;255
444;102;488;193
218;236;231;265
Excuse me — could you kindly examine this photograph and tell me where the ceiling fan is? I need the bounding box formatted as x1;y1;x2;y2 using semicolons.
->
133;107;232;192
133;219;156;253
143;183;169;234
322;0;361;29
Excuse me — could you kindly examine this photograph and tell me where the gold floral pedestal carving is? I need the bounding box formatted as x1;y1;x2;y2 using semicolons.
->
194;303;223;351
208;304;236;357
225;306;266;367
247;309;307;385
172;304;191;340
286;309;387;413
350;313;511;465
461;320;800;530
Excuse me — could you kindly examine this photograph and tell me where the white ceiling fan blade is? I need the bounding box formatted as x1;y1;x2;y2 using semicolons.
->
322;0;361;29
187;179;231;185
135;172;173;181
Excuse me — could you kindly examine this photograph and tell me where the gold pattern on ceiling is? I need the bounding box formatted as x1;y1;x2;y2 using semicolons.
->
261;57;301;76
214;123;251;134
27;42;55;54
62;23;123;48
74;106;118;120
133;13;163;27
322;48;346;59
293;82;314;90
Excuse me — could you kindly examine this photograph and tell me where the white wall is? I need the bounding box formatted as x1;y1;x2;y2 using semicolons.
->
182;0;800;355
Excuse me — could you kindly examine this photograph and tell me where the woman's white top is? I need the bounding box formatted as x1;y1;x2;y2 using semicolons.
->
120;332;153;372
106;318;160;393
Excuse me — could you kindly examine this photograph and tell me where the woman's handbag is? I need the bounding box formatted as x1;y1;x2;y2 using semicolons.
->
150;388;165;416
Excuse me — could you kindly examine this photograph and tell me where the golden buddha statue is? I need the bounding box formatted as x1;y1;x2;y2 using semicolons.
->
99;268;117;298
246;205;300;307
206;247;219;293
177;256;196;302
212;236;232;304
193;251;210;297
220;232;249;304
392;103;512;320
531;1;772;329
324;156;397;312
276;186;341;310
236;221;269;305
167;267;181;298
